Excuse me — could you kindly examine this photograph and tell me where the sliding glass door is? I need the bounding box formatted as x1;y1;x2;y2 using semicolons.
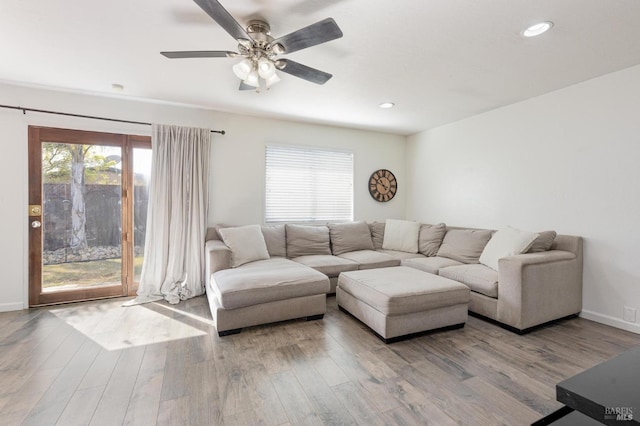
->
28;127;151;306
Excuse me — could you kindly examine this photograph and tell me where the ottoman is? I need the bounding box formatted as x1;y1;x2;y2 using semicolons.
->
337;266;470;343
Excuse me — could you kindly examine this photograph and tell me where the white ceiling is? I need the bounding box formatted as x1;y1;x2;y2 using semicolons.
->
2;0;640;135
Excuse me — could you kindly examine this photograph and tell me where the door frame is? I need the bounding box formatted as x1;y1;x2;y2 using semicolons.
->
28;126;150;307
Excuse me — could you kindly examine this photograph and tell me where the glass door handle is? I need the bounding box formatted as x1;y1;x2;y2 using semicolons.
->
31;220;41;229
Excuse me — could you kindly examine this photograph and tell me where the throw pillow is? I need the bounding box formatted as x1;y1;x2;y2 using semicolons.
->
218;225;270;268
328;221;374;255
261;225;286;257
479;226;539;271
285;224;331;258
368;222;385;249
418;223;447;256
437;229;493;264
382;219;421;253
527;230;557;253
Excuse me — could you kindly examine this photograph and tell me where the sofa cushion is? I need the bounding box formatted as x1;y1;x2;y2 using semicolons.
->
419;223;447;256
338;266;470;316
439;264;499;298
377;249;426;261
337;250;400;270
262;224;286;257
328;221;374;255
382;219;421;253
401;256;463;274
479;226;538;271
211;258;329;309
368;222;385;249
205;227;220;241
217;225;270;268
527;230;557;253
292;255;358;277
437;229;493;264
285;224;331;258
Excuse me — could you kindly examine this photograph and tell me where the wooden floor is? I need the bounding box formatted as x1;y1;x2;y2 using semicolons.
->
1;296;639;426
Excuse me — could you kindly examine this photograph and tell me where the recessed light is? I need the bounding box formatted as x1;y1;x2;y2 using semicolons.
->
379;102;395;109
522;21;553;37
111;83;125;92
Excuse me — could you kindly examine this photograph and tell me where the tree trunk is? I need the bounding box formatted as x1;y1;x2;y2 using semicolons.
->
69;145;87;251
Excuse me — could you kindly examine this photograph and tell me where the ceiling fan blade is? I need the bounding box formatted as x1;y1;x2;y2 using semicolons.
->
277;59;332;85
193;0;252;41
161;50;236;58
270;18;343;54
239;81;255;91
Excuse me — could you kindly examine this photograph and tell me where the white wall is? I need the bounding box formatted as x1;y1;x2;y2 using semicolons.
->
406;64;640;334
209;113;406;226
0;83;405;311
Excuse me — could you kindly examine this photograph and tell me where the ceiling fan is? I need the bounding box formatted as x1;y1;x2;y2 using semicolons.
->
161;0;343;91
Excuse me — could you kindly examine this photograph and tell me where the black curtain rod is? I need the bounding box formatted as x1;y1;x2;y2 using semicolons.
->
0;104;226;135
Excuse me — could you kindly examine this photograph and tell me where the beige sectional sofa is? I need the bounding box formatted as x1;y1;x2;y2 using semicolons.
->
205;220;583;336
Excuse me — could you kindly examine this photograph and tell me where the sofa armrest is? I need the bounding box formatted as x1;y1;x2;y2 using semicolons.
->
205;240;232;288
497;250;582;330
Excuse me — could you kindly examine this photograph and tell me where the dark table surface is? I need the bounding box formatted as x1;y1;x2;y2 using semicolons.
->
556;345;640;425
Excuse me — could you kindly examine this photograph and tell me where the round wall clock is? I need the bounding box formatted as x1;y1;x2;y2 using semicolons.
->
369;169;397;202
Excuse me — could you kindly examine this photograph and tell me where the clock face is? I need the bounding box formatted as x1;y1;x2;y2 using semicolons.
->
369;169;397;202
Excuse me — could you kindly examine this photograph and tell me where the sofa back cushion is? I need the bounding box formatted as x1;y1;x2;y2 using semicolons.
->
368;222;385;249
527;230;557;253
382;219;421;253
261;225;287;257
437;229;493;264
418;223;447;256
218;225;270;268
328;221;374;255
286;224;331;257
205;227;220;241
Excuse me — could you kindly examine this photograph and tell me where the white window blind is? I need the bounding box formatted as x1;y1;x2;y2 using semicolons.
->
265;145;354;223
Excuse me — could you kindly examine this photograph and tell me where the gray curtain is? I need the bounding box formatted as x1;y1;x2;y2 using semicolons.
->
126;124;211;305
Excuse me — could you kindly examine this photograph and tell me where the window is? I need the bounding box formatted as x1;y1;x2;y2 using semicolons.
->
265;145;353;223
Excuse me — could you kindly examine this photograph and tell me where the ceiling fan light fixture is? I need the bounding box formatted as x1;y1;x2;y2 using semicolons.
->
522;21;553;37
265;73;281;88
244;70;260;88
232;58;253;80
258;58;276;79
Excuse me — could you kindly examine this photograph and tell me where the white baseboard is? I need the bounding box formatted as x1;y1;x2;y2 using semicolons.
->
580;310;640;334
0;302;25;313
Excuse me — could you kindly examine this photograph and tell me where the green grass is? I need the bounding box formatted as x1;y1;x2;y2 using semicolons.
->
42;256;144;288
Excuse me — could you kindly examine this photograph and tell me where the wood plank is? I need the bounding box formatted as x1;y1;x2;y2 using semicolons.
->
331;382;386;426
90;345;146;425
78;348;122;389
123;343;168;426
156;396;190;426
270;369;322;426
22;339;101;425
56;385;105;426
463;376;541;424
399;361;504;424
282;344;356;425
182;360;222;425
0;367;62;424
310;356;350;387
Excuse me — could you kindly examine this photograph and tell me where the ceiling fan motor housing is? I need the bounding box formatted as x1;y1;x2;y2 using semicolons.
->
241;20;283;60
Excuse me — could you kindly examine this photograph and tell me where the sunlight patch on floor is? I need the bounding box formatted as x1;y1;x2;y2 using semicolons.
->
50;300;207;351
